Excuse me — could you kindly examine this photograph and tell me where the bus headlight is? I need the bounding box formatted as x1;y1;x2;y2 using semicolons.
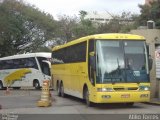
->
139;86;150;91
97;88;114;92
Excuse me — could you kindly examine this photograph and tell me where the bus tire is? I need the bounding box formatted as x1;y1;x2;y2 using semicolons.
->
57;81;61;96
84;87;93;107
33;80;40;90
125;102;134;106
60;82;65;97
0;81;4;90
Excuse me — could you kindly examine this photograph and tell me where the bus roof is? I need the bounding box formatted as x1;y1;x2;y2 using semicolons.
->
0;52;51;61
52;33;145;51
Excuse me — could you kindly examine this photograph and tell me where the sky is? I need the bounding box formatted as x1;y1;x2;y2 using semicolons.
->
24;0;145;19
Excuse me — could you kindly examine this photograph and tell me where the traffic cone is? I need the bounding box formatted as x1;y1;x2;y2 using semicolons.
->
37;80;52;107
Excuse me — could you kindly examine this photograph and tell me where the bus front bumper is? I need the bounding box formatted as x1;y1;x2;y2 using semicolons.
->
90;91;150;103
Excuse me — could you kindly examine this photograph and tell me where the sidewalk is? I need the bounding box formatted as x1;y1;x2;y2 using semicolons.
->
146;98;160;105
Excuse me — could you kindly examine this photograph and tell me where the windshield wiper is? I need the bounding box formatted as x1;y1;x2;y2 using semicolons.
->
117;58;121;74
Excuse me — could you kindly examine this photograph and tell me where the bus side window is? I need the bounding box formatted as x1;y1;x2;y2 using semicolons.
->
25;58;38;69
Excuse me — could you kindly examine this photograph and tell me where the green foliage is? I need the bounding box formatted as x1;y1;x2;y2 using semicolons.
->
33;46;52;52
97;12;138;33
0;0;56;57
0;0;140;53
55;15;78;43
79;10;88;20
138;0;160;28
73;17;97;38
53;11;138;46
55;12;96;43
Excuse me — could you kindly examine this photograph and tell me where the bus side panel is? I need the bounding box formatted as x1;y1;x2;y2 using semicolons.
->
0;68;48;88
52;63;88;98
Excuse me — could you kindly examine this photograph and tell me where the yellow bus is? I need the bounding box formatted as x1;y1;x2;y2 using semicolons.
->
51;33;152;106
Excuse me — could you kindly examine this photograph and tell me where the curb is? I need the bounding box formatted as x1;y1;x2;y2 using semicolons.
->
143;101;160;105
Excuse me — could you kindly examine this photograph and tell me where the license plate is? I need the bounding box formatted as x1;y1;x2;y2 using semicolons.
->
121;94;130;98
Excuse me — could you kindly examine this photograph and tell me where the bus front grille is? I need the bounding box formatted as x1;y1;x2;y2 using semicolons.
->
113;88;124;91
113;87;138;91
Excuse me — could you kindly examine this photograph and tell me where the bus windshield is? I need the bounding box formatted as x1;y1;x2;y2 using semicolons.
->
37;57;51;76
96;40;149;84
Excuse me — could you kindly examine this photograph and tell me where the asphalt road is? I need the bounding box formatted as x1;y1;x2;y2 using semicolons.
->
0;89;160;120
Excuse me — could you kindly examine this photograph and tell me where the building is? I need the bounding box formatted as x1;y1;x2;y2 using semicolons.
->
84;11;133;25
84;11;113;24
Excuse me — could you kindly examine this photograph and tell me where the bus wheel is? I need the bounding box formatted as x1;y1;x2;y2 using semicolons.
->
60;83;65;97
125;102;134;107
34;80;40;90
0;81;4;90
57;82;61;96
84;88;92;107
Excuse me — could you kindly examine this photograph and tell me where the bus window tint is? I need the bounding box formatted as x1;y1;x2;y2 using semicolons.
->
52;41;87;64
24;58;38;69
124;41;145;70
42;62;51;76
37;57;50;75
0;57;38;69
96;40;125;83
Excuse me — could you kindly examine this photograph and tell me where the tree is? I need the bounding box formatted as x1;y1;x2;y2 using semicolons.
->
97;12;138;33
56;15;78;43
79;10;87;20
119;12;139;33
0;0;56;57
53;11;96;45
73;11;96;38
138;0;160;28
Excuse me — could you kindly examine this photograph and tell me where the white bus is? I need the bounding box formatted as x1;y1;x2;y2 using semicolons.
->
0;52;51;90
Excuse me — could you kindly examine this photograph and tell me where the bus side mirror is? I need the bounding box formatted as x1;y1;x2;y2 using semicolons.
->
89;52;96;70
149;55;153;71
89;52;95;56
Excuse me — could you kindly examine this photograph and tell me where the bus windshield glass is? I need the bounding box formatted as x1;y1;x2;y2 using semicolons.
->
96;40;149;84
37;57;51;76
